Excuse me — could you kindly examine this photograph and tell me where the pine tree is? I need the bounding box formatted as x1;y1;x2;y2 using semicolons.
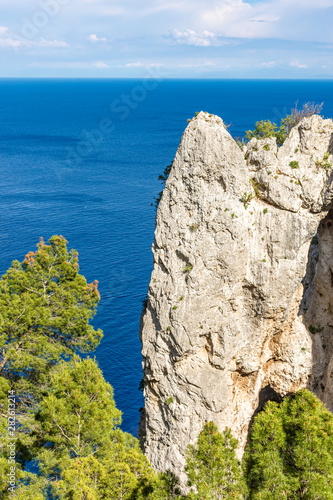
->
0;235;103;403
0;237;157;499
0;235;103;492
30;359;155;499
244;389;333;499
145;470;185;499
185;421;246;499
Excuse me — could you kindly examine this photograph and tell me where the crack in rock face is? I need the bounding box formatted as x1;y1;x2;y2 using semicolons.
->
139;111;333;487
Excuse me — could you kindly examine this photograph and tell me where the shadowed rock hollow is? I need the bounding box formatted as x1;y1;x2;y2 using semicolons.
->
139;111;333;486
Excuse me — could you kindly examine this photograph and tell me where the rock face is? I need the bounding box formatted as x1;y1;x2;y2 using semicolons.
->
139;112;333;485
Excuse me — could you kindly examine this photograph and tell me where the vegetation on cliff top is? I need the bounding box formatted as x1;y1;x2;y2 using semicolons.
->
244;101;323;147
154;102;324;209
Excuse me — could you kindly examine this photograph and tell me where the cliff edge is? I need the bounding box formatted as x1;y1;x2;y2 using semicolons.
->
139;111;333;485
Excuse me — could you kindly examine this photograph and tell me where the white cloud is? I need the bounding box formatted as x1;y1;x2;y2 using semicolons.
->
30;60;109;68
92;60;109;68
290;58;308;69
87;34;108;43
124;61;164;68
171;29;233;46
2;0;333;77
38;38;68;47
125;61;144;67
0;35;68;48
280;0;333;7
0;38;21;48
203;0;259;38
201;0;333;41
172;29;216;46
178;61;216;67
261;61;277;68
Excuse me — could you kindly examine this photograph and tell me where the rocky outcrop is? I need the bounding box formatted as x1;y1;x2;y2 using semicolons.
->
139;112;333;486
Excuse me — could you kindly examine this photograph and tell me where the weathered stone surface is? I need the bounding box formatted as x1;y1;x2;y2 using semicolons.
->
139;112;333;486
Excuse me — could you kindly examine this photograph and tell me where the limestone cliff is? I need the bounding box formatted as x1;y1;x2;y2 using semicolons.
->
139;111;333;485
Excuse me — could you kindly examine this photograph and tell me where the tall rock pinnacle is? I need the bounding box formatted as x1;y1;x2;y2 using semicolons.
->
139;111;333;486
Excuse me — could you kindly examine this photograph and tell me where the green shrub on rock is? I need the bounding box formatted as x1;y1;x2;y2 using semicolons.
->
245;102;323;146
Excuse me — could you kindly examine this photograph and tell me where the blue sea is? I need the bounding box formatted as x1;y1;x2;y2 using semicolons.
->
0;79;333;436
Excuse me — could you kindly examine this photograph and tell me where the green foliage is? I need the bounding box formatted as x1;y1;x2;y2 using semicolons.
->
316;152;332;171
309;325;324;334
290;161;299;169
250;178;261;197
138;378;145;392
3;238;333;500
155;164;172;209
145;471;185;500
142;295;149;312
183;264;193;274
244;389;333;499
49;431;155;499
0;238;158;500
0;235;104;494
13;359;155;499
0;235;103;404
245;120;278;143
35;358;122;460
185;421;246;499
190;223;200;232
240;192;254;209
244;102;323;147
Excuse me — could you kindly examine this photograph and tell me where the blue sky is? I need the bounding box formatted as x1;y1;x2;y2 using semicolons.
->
0;0;332;78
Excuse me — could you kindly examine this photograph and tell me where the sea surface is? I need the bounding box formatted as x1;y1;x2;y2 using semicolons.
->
0;79;333;436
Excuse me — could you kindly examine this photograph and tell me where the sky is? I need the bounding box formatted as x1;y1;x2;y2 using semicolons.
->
0;0;333;78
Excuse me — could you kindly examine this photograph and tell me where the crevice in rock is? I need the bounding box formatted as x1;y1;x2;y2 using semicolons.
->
256;385;283;414
328;133;333;154
300;209;333;408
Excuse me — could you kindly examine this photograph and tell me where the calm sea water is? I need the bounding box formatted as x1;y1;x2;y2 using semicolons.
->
0;79;333;435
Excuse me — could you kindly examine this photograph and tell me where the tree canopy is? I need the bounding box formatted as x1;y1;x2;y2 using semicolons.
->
185;421;246;499
244;389;333;499
0;235;102;401
1;237;333;499
30;358;154;499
